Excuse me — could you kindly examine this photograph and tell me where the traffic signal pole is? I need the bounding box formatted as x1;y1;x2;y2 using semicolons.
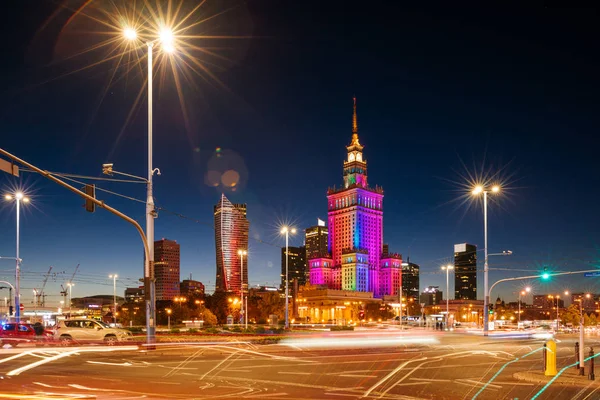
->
0;148;155;348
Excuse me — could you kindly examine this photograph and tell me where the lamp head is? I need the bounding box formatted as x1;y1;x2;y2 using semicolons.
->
472;185;484;195
124;27;137;41
491;185;500;193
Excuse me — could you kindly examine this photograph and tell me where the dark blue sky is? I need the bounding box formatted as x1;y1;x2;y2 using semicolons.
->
0;1;599;306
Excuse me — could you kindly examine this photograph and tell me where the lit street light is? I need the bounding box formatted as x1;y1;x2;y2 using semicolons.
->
518;286;531;325
441;265;454;330
471;184;501;336
238;249;248;329
67;283;74;318
280;226;296;329
5;191;29;322
166;308;172;330
109;274;118;324
122;25;178;346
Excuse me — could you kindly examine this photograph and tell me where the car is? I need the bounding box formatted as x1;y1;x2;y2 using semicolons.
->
0;322;53;347
54;319;132;345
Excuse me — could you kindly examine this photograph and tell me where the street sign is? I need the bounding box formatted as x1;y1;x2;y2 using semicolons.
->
19;304;24;311
584;272;600;277
0;158;19;177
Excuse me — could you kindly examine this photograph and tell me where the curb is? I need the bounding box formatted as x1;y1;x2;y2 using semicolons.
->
513;370;600;387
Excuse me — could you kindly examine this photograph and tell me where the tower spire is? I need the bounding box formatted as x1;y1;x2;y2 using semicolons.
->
351;96;359;145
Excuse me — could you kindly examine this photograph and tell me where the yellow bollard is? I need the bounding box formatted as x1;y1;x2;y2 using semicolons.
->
545;339;558;376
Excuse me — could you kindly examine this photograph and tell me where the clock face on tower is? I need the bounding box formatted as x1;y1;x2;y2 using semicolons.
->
349;153;355;162
356;153;362;162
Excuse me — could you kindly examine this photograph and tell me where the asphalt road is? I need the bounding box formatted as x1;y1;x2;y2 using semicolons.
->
1;329;600;399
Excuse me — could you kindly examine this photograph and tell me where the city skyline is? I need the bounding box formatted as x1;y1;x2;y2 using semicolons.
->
0;2;599;308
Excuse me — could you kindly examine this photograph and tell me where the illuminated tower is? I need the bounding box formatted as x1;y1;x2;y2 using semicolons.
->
214;194;249;295
323;98;384;294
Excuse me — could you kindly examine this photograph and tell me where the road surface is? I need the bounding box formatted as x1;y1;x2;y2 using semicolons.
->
1;329;599;399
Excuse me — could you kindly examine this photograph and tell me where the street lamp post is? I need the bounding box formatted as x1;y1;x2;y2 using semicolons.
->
472;185;501;336
238;249;248;329
109;274;118;324
123;27;175;347
5;192;29;322
442;265;454;330
280;226;296;329
166;308;172;330
67;283;74;318
574;293;590;374
518;287;531;326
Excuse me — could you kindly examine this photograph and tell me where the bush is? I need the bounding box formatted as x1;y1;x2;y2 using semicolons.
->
127;327;143;334
330;326;354;331
255;326;266;334
205;327;219;334
231;326;243;333
187;328;198;334
170;328;180;334
257;319;267;324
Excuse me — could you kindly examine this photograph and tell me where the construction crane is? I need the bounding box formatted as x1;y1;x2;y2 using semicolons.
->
37;266;53;307
68;264;79;287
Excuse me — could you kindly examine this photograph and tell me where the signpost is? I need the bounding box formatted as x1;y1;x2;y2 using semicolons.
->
584;272;600;278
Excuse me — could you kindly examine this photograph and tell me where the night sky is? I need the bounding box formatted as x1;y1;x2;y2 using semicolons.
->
0;1;599;307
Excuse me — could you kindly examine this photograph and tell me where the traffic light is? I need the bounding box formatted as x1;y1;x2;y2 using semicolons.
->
542;273;550;280
359;311;365;320
9;305;13;316
83;184;95;213
488;304;494;315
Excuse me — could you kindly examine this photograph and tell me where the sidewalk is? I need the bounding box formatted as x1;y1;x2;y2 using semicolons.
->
514;368;600;387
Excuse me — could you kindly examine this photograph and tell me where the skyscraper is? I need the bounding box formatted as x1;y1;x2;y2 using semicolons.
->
281;245;307;294
454;243;477;300
310;98;395;297
154;238;180;301
214;194;250;295
305;223;328;259
402;260;420;302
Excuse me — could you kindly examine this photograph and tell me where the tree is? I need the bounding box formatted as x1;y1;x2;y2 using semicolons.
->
199;306;218;326
256;292;284;322
205;292;229;324
365;302;394;321
560;304;581;326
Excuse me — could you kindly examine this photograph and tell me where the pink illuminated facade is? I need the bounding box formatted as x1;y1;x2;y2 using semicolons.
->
309;98;401;297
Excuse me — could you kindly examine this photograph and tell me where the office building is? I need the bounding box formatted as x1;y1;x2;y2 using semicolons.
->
281;245;307;294
214;194;250;295
420;286;443;306
124;287;144;303
180;280;205;297
402;260;420;302
305;223;328;259
454;243;477;300
154;238;181;301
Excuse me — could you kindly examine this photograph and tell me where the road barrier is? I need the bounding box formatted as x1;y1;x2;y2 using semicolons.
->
544;339;557;376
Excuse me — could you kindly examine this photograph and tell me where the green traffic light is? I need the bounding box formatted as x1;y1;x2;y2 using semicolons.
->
542;273;550;280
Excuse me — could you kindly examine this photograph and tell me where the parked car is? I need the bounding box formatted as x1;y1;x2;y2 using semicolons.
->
54;319;132;345
0;322;54;347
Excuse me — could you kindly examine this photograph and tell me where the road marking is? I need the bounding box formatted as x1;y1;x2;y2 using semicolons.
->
410;377;451;382
492;381;533;386
338;374;378;378
87;361;132;366
278;371;312;375
455;379;502;389
362;357;428;397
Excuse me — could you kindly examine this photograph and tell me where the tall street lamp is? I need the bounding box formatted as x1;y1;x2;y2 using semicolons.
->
548;294;562;332
471;184;501;336
518;286;531;325
5;191;29;322
280;226;296;329
67;282;74;318
237;249;248;329
441;264;454;330
166;308;172;330
123;26;175;344
109;274;118;324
